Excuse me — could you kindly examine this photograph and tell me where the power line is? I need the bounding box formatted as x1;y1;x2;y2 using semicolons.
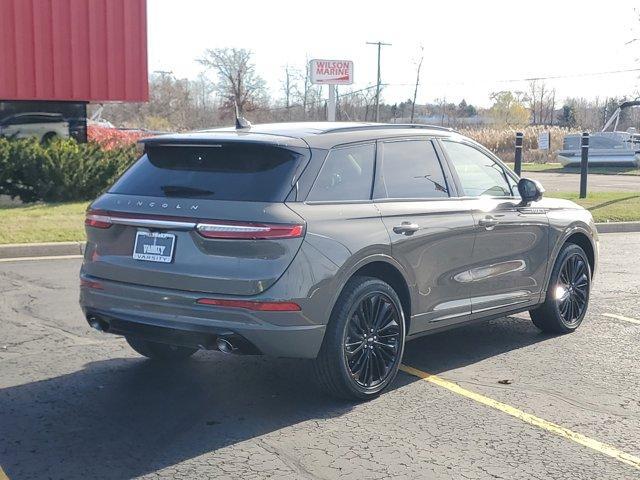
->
499;67;640;83
337;84;378;97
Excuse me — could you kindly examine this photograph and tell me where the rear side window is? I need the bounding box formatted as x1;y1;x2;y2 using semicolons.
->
110;143;306;202
307;143;375;201
378;140;448;199
441;141;513;197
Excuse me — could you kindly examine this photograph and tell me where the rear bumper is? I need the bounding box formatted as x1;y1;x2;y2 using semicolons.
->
79;274;325;358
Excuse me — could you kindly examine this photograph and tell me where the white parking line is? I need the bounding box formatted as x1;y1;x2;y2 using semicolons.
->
0;254;83;263
602;313;640;325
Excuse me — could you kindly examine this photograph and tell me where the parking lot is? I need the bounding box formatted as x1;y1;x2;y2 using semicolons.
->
1;233;639;480
524;171;640;193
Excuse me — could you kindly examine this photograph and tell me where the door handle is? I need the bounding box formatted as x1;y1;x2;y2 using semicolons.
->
393;222;420;235
478;216;498;230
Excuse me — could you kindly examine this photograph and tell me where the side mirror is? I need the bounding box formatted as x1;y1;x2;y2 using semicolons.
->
517;178;544;204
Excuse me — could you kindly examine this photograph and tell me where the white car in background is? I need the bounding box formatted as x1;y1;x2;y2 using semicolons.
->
0;112;70;142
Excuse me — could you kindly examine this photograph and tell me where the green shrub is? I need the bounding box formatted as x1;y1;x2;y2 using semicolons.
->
0;137;137;203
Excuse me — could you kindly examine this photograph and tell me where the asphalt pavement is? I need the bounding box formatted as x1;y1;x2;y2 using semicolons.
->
1;234;639;479
523;171;640;192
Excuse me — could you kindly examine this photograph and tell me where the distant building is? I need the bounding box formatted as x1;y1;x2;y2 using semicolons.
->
0;0;148;142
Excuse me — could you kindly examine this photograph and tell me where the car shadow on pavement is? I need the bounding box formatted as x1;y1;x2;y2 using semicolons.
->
0;315;552;479
402;313;554;374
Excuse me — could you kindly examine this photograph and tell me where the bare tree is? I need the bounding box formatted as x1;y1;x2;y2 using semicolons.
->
281;65;300;121
298;57;323;120
527;80;556;125
192;72;214;110
197;48;267;115
435;97;448;126
410;46;424;123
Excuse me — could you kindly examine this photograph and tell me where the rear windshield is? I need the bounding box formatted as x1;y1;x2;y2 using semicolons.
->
110;143;307;202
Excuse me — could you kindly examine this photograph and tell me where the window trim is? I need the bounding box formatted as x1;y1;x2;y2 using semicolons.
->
437;138;521;200
304;141;377;204
372;137;452;201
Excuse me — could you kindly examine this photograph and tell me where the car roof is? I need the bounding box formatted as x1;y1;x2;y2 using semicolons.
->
142;122;462;150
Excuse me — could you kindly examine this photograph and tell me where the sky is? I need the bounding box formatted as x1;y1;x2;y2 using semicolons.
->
147;0;640;108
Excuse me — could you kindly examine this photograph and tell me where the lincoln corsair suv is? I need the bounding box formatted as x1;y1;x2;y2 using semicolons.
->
80;122;598;400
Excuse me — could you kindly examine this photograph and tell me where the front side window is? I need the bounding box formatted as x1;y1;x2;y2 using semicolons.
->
378;140;448;199
441;141;513;197
307;143;375;201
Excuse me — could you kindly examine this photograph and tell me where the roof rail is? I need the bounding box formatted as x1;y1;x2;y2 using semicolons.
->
320;124;457;135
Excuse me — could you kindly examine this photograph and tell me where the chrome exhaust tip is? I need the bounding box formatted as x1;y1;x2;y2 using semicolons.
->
89;317;102;331
216;337;237;354
88;317;110;333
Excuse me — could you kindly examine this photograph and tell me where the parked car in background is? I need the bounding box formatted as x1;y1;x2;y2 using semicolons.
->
0;112;70;142
80;122;598;400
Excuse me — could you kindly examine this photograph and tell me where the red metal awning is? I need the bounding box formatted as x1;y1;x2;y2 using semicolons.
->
0;0;148;102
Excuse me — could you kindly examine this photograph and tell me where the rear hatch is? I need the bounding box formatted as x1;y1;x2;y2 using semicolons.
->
83;137;310;296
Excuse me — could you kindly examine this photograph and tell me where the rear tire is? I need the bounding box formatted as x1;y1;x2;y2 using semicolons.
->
41;132;57;144
125;336;197;361
530;243;591;333
314;276;406;401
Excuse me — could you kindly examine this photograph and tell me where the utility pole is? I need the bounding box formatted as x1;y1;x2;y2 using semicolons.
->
366;41;391;122
411;46;424;123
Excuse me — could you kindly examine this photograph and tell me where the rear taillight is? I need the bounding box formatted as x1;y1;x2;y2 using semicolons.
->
84;209;304;239
196;298;301;311
85;210;112;229
196;221;304;240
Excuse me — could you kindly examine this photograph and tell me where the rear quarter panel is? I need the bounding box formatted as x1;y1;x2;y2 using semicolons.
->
281;202;396;326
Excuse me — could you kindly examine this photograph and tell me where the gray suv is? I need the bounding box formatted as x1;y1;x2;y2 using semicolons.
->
80;122;598;400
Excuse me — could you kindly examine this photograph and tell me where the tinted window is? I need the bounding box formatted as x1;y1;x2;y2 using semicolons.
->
379;140;448;199
442;141;513;197
308;144;375;201
110;143;306;202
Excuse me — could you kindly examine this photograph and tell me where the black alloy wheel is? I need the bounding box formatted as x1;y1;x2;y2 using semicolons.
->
344;292;402;388
555;253;589;326
530;243;591;334
314;276;406;400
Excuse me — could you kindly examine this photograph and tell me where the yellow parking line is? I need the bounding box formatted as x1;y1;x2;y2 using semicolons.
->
602;313;640;325
0;254;83;263
400;364;640;471
0;466;9;480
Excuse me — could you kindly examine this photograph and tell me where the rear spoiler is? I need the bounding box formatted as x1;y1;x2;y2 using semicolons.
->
138;132;308;151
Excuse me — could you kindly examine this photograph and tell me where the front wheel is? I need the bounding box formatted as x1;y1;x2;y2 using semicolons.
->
125;336;198;361
314;276;406;400
530;243;591;333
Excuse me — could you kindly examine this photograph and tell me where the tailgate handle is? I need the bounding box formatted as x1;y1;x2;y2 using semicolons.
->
110;217;196;230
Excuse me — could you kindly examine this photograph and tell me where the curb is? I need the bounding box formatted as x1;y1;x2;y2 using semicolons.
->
595;222;640;234
0;241;85;259
0;223;638;260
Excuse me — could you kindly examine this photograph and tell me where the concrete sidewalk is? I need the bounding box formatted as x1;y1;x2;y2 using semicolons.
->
0;241;85;259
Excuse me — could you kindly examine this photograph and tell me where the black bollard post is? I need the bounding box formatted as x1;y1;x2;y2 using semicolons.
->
514;132;523;176
579;132;589;199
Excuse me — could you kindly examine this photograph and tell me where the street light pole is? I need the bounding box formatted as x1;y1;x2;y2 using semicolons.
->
366;41;391;122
